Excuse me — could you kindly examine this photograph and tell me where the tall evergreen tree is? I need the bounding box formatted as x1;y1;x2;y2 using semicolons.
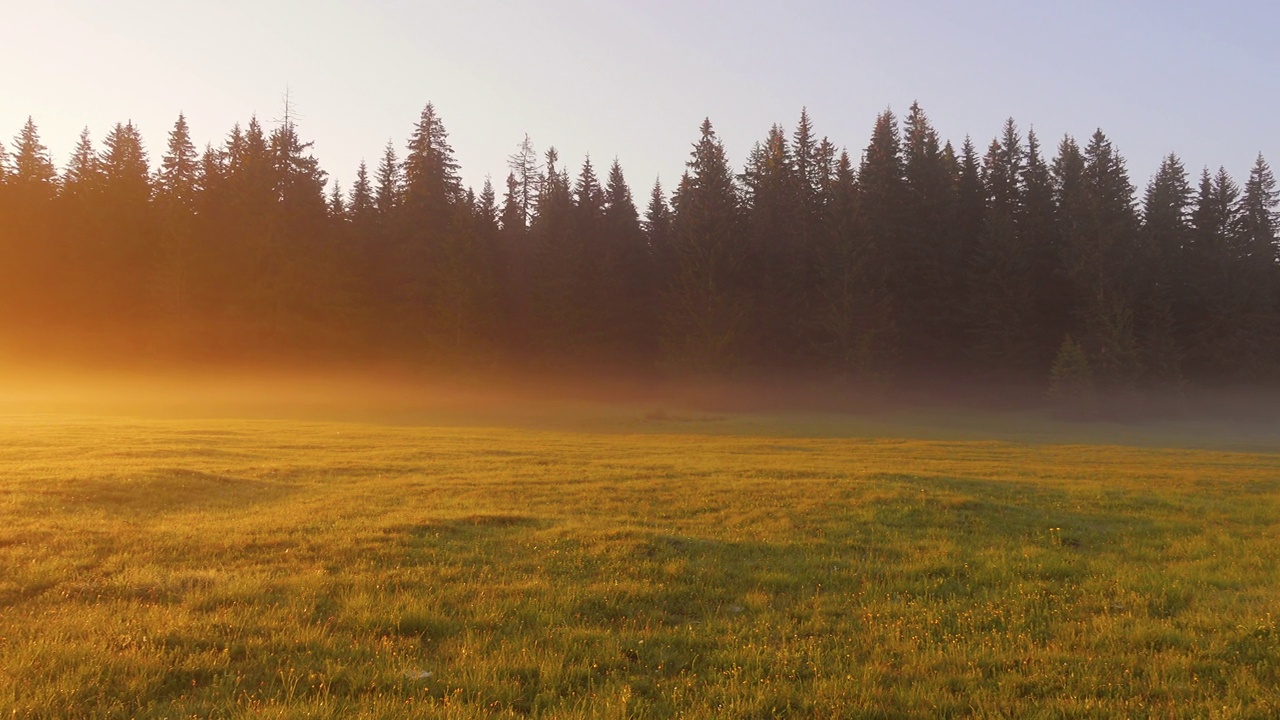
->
900;102;961;370
374;141;401;218
853;110;906;368
1020;128;1064;364
100;121;152;206
61;128;102;202
1238;155;1279;268
644;177;674;284
600;159;656;360
402;102;462;228
1229;155;1280;376
741;122;800;364
1137;153;1194;384
10;117;58;200
508;134;541;228
966;119;1042;377
348;161;375;222
665;119;747;372
156;113;200;211
1061;130;1142;387
814;148;890;379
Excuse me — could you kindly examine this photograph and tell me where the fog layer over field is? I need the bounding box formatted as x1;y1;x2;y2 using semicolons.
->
1;361;1278;454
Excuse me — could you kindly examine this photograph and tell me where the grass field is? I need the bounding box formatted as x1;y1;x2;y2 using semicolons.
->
3;394;1280;717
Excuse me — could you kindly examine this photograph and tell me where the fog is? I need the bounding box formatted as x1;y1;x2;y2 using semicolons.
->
0;357;1277;455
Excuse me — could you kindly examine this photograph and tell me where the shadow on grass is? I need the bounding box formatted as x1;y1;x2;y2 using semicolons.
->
30;468;299;515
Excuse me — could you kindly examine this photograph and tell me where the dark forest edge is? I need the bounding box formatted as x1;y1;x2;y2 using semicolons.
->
0;102;1277;416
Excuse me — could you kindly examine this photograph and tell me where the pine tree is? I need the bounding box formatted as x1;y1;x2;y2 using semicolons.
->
154;115;202;330
348;161;374;222
374;142;401;218
967;119;1040;377
499;172;524;232
508;134;541;228
1238;155;1279;269
402;102;462;229
10;117;58;200
900;102;961;370
1229;155;1280;376
329;181;346;219
61;128;102;202
1048;335;1095;412
601;159;656;360
525;147;580;355
665;118;748;372
853;110;906;368
1061;129;1142;388
156;113;200;211
741;122;799;364
953;136;986;266
1021;128;1065;365
269;113;327;219
100;121;152;206
644;178;674;281
476;177;499;233
814;148;890;379
1137;153;1194;384
94;121;156;325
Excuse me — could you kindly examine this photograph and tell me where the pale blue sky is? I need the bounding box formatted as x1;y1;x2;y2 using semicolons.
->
5;1;1278;197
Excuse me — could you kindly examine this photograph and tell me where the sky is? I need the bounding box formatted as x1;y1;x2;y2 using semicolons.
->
5;1;1279;199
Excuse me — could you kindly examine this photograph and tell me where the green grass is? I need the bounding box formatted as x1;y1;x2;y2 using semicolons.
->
3;410;1280;718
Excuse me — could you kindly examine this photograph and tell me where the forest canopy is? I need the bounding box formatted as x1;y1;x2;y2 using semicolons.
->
0;102;1276;393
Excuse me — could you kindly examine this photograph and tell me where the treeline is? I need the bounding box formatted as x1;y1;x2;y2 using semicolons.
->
0;102;1276;392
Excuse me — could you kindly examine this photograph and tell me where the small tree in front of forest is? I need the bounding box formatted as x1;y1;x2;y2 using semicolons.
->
1049;335;1095;415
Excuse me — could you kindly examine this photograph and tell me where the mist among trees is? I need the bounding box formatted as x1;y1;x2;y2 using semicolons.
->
0;102;1276;395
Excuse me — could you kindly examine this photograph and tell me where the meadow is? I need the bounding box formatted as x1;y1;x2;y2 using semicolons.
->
3;382;1280;718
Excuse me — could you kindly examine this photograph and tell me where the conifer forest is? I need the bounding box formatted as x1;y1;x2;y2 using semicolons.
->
1;103;1276;393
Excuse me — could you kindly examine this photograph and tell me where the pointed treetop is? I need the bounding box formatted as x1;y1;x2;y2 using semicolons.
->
62;127;101;199
11;116;58;192
157;112;200;209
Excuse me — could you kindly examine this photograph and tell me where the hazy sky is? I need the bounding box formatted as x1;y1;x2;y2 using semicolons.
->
6;1;1278;198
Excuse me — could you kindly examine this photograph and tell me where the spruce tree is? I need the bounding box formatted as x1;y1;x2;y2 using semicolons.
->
402;102;462;229
156;113;200;211
61;128;102;202
499;173;524;232
525;147;579;356
741;122;800;364
100;121;152;206
154;114;202;330
854;110;906;369
269;114;327;219
644;178;674;284
348;161;375;222
1060;130;1142;388
601;159;656;360
1137;153;1194;384
1230;155;1280;376
10;117;58;200
1021;128;1065;365
476;177;499;233
966;119;1040;377
374;142;401;218
508;134;541;228
665;119;747;372
1238;155;1279;268
328;181;346;219
900;102;961;370
814;148;890;379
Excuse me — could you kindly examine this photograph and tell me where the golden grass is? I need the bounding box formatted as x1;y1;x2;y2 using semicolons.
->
2;412;1279;717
